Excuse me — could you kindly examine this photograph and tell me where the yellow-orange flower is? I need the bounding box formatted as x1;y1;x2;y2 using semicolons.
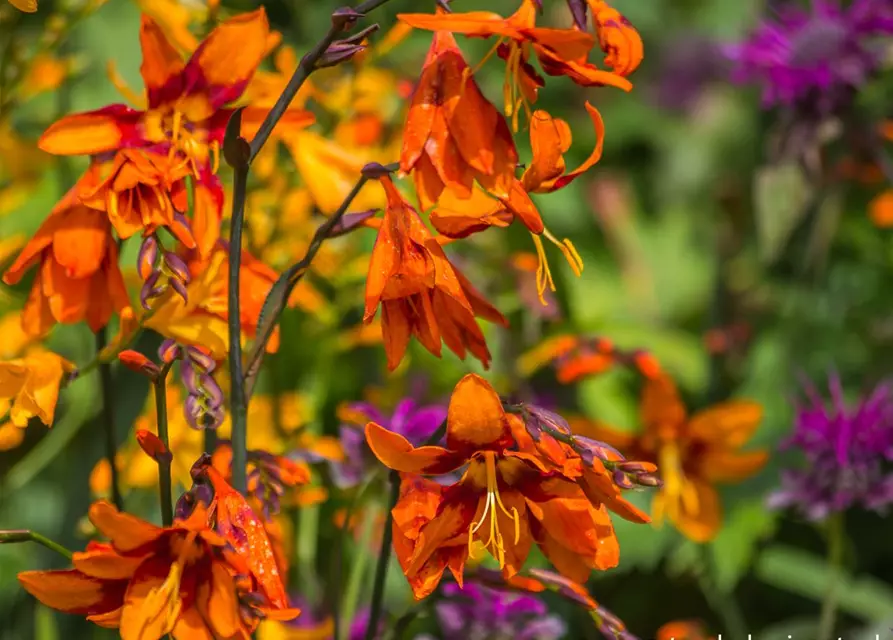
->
8;0;37;12
0;347;75;450
575;373;768;542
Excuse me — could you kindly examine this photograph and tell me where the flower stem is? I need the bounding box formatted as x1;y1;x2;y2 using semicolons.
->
364;471;400;640
227;162;250;495
341;505;378;639
0;530;73;561
153;361;175;526
224;0;398;495
817;513;846;640
95;328;123;511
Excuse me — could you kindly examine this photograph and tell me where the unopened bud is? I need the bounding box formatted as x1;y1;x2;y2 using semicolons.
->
331;6;363;31
137;236;159;280
162;251;191;284
158;339;182;364
361;162;394;179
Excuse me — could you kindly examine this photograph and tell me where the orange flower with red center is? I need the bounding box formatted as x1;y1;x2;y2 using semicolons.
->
366;374;622;597
577;373;768;542
18;500;298;639
3;178;130;337
399;0;632;131
79;149;196;249
38;9;314;256
400;27;519;209
363;177;507;370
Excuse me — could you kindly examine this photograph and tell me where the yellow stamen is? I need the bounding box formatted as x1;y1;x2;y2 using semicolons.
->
467;452;520;569
106;60;146;109
543;228;584;276
657;443;700;523
137;532;197;638
531;233;555;306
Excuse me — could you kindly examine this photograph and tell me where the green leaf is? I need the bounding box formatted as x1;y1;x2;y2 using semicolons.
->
753;163;811;264
710;500;777;592
756;545;893;620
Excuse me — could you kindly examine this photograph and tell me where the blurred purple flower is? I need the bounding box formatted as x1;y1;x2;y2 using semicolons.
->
768;374;893;520
333;398;447;488
651;35;731;111
725;0;893;114
430;582;566;640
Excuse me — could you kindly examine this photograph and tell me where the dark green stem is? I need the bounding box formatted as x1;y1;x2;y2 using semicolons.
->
0;530;73;560
95;328;123;511
364;472;400;640
243;162;398;401
227;164;250;495
153;361;175;526
817;513;845;640
225;0;398;495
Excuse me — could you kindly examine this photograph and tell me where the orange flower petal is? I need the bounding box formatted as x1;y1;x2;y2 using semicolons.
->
88;501;163;553
686;401;763;448
18;569;125;616
536;102;605;192
445;374;512;452
192;8;269;110
697;449;768;483
665;478;722;543
365;422;468;474
397;11;522;39
73;546;144;580
39;106;143;156
139;15;185;105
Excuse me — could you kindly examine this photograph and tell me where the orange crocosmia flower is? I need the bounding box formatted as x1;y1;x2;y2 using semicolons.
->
656;620;716;640
79;149;196;248
38;9;313;257
2;182;131;337
366;374;620;592
587;0;644;77
400;28;519;209
18;500;260;640
363;177;507;371
0;347;75;450
583;374;768;543
399;0;630;131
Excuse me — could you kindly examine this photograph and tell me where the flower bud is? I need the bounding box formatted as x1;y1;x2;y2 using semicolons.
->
118;350;160;379
330;6;363;31
162;251;191;284
158;339;182;364
137;235;158;280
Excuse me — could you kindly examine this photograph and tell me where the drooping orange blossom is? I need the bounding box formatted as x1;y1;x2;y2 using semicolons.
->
2;171;131;337
586;0;645;78
572;373;767;542
398;0;636;131
37;9;314;257
363;177;508;371
18;500;299;639
366;374;626;599
0;346;75;450
429;104;605;303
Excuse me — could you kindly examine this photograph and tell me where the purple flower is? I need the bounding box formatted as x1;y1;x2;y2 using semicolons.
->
432;581;566;640
333;398;447;488
651;35;731;111
725;0;893;114
768;374;893;520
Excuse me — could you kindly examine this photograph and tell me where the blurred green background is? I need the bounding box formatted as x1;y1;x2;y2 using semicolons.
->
3;0;893;638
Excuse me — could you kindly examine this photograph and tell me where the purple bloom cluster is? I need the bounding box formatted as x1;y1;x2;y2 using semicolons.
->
426;582;566;640
725;0;893;113
768;374;893;520
332;398;447;488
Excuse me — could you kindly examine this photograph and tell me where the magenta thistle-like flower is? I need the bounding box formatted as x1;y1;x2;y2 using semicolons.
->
725;0;893;114
768;374;893;520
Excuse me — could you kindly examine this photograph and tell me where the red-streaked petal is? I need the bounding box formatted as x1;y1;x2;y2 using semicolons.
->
39;105;145;156
18;569;126;617
139;15;185;108
186;8;270;110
